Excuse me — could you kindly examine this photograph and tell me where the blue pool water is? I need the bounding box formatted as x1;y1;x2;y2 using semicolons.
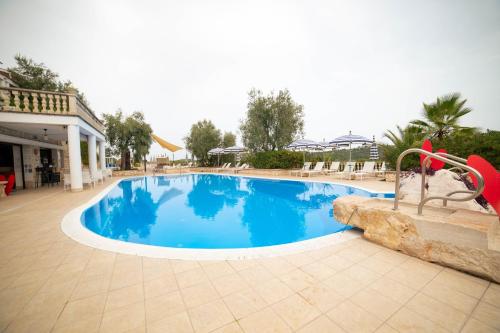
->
82;174;393;249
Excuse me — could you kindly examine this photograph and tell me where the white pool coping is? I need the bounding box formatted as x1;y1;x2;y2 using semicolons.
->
61;173;393;260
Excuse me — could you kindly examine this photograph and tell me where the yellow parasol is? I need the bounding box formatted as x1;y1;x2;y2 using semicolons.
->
152;134;183;163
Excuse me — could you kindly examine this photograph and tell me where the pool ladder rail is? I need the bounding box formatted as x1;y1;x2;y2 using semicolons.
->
393;148;485;215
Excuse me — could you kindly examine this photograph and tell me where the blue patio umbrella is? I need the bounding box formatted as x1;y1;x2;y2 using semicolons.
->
286;139;323;163
330;131;372;162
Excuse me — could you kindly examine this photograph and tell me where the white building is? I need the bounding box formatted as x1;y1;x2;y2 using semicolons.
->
0;69;106;192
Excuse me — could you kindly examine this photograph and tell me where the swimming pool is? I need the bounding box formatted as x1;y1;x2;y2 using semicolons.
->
80;174;392;250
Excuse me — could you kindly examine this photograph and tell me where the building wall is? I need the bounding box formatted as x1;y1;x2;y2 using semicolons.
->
22;145;40;188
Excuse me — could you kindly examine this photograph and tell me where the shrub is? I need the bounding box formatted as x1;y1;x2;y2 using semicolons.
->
245;150;303;169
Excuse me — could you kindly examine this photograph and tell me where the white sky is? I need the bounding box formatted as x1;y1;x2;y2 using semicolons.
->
1;0;499;159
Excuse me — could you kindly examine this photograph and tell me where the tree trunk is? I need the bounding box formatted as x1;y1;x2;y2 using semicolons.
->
121;150;132;170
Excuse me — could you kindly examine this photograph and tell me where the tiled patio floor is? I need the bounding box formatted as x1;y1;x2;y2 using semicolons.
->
0;174;498;333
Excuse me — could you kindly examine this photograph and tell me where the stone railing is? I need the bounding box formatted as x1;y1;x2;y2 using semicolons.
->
0;86;104;133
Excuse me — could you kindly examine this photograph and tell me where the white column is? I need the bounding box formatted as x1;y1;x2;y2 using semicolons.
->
88;134;97;176
67;124;83;191
99;140;106;170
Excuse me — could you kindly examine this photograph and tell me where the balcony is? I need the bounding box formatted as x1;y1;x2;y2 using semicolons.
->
0;86;104;134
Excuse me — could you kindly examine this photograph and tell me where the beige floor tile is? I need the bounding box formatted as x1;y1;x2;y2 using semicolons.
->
371;249;409;266
147;311;193;333
472;301;500;330
176;267;209;289
283;253;316;267
254;278;294;305
296;315;344;333
238;265;274;286
188;299;234;333
142;261;173;281
422;279;478;314
109;267;142;291
171;260;200;274
212;272;250;297
351;288;402;321
300;261;336;281
202;261;235;280
105;283;144;312
461;318;499;333
375;324;399;333
143;273;178;299
385;266;433;290
56;293;107;328
298;282;345;313
482;284;500;309
223;288;267;320
327;300;383;333
145;290;186;324
10;266;55;288
336;246;369;263
52;314;101;333
71;274;111;301
279;269;316;292
5;310;60;333
238;307;291;333
100;301;145;333
368;277;417;304
259;257;295;276
320;254;354;271
398;258;443;279
211;321;243;333
343;263;382;285
322;272;366;298
181;281;220;308
358;255;396;275
406;293;468;332
227;259;259;272
433;268;488;298
271;294;321;330
387;307;449;333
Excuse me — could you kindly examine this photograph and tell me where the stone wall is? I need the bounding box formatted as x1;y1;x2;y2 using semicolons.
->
334;195;500;282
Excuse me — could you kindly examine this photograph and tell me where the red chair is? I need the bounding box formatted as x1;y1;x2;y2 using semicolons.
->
5;174;15;196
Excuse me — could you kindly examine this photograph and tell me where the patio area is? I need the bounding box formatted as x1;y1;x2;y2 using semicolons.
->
0;175;499;333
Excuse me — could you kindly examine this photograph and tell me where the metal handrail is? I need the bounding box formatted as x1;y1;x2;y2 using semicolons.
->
393;148;484;215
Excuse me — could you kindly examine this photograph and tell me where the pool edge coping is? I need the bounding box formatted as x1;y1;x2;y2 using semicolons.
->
61;173;391;260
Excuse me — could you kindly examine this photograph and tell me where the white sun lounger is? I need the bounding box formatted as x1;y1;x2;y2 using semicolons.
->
301;161;325;177
216;163;231;173
325;161;340;175
291;162;311;176
375;161;386;177
337;162;356;179
354;161;376;180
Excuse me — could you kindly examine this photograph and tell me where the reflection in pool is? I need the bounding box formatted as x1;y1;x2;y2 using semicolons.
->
82;174;392;249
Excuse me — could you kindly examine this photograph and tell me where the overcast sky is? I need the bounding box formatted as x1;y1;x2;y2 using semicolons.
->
1;0;499;159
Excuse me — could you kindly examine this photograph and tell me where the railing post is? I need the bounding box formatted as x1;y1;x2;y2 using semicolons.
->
48;93;54;112
12;90;21;110
67;94;78;115
0;89;10;109
40;93;47;112
32;92;39;112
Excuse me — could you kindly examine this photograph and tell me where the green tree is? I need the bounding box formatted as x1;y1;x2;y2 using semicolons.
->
103;110;152;170
240;89;304;151
222;132;236;148
410;93;474;140
184;120;222;166
8;54;88;104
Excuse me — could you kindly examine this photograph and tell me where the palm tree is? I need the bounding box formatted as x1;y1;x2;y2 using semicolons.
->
383;125;424;169
410;93;474;140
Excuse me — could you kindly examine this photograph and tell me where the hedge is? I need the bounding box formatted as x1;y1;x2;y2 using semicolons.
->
244;150;303;169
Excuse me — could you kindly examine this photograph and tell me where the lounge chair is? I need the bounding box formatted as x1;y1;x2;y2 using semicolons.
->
233;163;250;174
325;161;340;175
216;163;231;173
354;161;376;180
375;162;386;177
301;161;325;177
82;170;95;188
337;161;356;179
92;170;104;184
291;162;311;176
